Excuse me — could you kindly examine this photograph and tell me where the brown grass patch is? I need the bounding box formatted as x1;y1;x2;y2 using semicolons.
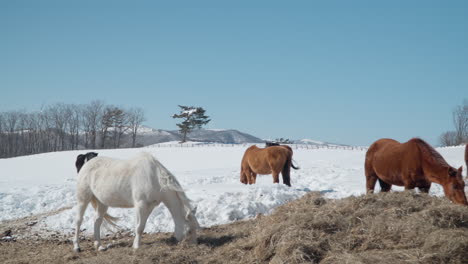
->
1;192;467;263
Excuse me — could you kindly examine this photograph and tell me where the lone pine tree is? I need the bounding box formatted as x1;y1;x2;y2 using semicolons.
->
172;105;211;143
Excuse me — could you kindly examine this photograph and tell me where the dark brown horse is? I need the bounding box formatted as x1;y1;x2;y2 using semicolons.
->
240;145;298;186
365;138;467;205
465;143;468;178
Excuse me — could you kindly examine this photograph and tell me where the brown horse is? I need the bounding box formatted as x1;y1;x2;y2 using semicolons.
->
465;144;468;178
240;145;298;186
365;138;467;205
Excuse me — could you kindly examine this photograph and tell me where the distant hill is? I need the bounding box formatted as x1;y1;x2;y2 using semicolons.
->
291;138;348;147
132;126;348;147
186;129;265;144
131;127;264;146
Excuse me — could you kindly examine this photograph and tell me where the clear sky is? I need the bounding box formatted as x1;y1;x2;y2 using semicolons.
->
1;0;467;146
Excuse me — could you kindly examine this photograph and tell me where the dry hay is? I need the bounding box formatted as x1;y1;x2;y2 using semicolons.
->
248;191;468;264
1;191;467;264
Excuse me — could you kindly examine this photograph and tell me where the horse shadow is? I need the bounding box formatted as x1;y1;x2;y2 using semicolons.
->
196;235;237;247
156;235;235;247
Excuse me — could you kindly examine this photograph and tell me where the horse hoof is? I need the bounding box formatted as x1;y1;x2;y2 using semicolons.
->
98;246;107;251
74;247;81;253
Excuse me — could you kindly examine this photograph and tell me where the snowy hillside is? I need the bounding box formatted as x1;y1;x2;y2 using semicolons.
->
185;129;264;143
132;127;264;146
0;145;466;238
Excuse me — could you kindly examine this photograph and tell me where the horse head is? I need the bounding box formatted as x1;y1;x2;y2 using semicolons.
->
75;152;98;173
444;166;467;205
184;207;199;244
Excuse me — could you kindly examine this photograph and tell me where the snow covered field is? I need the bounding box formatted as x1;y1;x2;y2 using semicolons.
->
0;144;466;237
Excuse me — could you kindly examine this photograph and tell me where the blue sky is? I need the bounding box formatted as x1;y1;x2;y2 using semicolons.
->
1;1;467;146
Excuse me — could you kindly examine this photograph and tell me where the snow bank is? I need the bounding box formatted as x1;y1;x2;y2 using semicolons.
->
0;145;466;236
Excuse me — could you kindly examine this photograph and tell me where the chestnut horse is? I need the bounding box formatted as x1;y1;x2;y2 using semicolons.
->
240;145;298;186
465;144;468;178
365;138;467;205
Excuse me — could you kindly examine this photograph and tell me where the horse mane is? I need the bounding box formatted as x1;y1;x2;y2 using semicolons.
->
411;138;450;168
145;153;199;228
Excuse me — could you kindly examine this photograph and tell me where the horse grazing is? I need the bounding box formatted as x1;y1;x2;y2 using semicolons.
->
465;144;468;178
73;152;199;252
365;138;467;205
240;145;299;186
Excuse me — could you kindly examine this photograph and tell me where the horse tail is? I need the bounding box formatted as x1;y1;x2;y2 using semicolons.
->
281;155;292;187
291;159;300;170
90;198;120;228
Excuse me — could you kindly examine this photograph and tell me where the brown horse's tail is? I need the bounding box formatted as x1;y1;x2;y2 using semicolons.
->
90;198;120;229
282;155;294;187
291;159;300;170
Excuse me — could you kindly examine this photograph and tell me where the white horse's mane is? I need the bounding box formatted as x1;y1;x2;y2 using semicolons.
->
140;153;198;224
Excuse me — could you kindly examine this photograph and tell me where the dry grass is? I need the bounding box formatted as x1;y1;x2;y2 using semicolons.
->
1;192;467;263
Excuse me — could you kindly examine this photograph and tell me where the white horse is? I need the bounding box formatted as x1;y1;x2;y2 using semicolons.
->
73;152;199;252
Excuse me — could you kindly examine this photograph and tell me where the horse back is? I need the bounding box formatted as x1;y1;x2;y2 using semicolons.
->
366;138;423;185
242;145;289;174
78;154;160;208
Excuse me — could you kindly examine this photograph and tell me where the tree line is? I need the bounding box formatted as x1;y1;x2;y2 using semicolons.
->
439;100;468;146
0;101;145;158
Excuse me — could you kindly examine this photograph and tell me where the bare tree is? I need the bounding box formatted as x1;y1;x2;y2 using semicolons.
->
128;107;146;148
83;100;104;149
5;111;21;156
99;106;114;148
110;106;127;148
440;131;458;147
0;113;4;157
65;104;82;150
0;101;147;158
453;99;468;144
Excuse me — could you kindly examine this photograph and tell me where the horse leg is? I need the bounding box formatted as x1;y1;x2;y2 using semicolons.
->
73;201;89;252
240;168;248;184
246;167;255;184
251;172;257;184
365;172;378;194
93;201;108;251
403;177;416;191
378;179;392;192
133;202;153;249
272;171;280;184
418;182;431;193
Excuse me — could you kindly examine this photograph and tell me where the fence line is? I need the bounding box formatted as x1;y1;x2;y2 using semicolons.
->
145;143;368;151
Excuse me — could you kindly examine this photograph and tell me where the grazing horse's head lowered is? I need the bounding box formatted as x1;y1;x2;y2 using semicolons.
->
75;152;98;173
72;152;199;252
444;166;466;205
365;138;467;205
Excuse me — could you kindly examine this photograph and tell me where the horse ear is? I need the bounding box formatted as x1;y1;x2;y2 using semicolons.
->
458;166;463;175
448;167;457;177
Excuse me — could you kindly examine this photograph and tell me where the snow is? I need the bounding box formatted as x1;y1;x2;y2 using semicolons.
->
0;145;466;237
206;129;228;132
297;139;325;145
182;109;197;116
